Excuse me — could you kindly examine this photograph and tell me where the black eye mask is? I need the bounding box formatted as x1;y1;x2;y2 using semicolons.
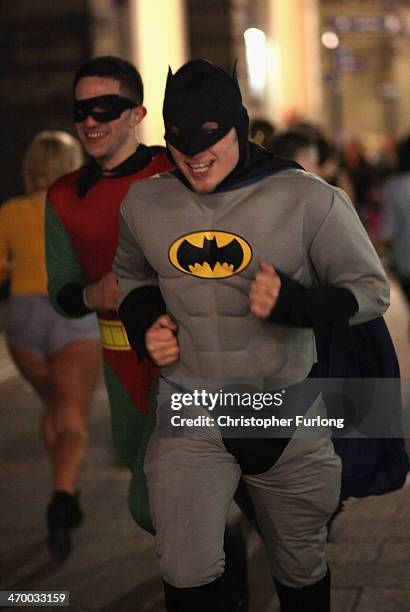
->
73;95;136;123
164;93;233;157
166;123;232;157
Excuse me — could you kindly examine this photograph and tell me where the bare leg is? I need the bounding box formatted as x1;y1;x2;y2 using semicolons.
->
7;339;101;489
6;342;56;453
8;337;101;559
49;339;101;493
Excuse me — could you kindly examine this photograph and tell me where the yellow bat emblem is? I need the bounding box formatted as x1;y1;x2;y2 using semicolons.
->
169;230;252;278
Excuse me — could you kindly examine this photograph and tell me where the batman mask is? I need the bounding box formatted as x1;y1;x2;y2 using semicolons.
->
163;59;249;158
74;95;136;123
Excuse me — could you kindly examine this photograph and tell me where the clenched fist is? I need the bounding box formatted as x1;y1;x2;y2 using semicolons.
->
145;314;180;366
249;260;281;319
84;271;122;312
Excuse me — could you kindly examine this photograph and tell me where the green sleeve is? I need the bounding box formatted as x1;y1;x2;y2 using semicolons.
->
45;199;88;316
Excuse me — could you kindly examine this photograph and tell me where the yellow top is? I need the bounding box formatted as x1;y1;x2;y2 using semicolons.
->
0;193;48;295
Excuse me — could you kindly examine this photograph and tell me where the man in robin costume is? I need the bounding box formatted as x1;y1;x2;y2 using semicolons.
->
114;59;390;611
46;56;172;532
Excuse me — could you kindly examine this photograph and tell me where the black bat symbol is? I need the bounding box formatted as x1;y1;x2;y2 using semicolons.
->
177;237;244;272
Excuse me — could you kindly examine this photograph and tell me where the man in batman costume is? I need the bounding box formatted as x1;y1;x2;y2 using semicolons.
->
114;59;390;611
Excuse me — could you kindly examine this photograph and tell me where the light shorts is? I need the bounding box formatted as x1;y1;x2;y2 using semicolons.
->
5;294;99;358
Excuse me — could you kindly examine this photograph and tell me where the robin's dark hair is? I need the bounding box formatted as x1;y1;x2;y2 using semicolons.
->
73;56;144;104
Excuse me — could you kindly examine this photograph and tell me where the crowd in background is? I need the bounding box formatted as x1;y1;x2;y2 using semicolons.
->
250;117;409;266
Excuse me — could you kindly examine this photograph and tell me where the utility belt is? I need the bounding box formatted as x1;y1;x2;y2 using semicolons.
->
98;318;131;351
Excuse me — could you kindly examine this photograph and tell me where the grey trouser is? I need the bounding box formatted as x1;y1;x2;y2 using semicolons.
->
144;390;341;589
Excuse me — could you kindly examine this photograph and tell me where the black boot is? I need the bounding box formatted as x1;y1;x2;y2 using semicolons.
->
274;568;331;612
46;491;83;561
163;577;227;612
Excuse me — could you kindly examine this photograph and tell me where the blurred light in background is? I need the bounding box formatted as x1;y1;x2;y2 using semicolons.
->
321;30;340;49
384;13;401;35
131;0;187;145
244;27;267;96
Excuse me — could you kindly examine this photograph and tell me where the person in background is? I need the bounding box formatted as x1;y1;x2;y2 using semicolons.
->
381;135;410;311
316;136;355;202
342;138;372;209
269;129;319;174
0;131;101;560
249;117;275;147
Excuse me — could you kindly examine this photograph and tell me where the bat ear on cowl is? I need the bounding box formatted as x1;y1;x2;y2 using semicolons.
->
166;66;174;85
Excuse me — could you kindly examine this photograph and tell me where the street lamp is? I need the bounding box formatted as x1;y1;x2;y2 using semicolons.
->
321;30;340;50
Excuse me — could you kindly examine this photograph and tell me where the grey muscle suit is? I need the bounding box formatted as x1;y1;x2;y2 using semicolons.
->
114;167;389;589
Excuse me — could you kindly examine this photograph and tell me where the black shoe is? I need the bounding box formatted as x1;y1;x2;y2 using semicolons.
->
47;526;71;561
46;491;83;561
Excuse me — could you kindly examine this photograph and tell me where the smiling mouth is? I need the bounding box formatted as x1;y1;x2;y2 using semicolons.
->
186;160;214;175
85;131;107;140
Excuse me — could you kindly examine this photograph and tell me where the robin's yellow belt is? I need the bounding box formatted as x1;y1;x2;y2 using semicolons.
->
98;318;131;350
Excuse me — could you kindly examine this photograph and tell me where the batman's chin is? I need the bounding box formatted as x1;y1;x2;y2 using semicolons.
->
187;261;236;278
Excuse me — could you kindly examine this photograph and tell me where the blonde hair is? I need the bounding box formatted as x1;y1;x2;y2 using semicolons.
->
22;130;84;194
